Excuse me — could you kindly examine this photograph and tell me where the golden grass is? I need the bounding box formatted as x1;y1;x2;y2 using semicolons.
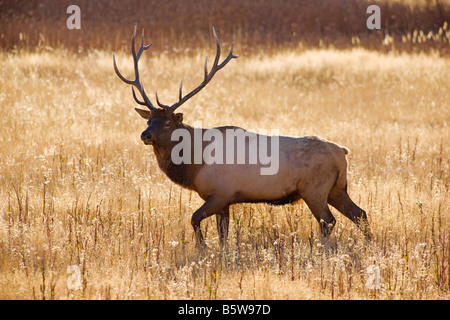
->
0;47;449;299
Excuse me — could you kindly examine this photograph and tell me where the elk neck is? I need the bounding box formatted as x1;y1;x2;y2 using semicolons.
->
151;123;200;191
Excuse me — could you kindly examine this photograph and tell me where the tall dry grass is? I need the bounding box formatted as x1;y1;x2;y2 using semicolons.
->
0;46;449;299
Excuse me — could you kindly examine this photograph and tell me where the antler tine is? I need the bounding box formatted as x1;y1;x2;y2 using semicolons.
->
211;27;221;70
168;27;238;111
204;57;208;81
131;24;137;61
155;90;170;109
113;23;157;111
179;80;183;101
132;87;148;106
136;27;152;60
219;42;239;69
113;54;134;85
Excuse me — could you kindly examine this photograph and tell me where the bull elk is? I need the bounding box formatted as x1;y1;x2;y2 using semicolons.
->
113;24;372;247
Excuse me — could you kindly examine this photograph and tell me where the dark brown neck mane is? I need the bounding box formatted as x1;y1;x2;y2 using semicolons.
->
151;124;201;190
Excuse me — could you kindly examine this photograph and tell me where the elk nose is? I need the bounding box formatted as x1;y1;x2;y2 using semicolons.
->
141;131;153;145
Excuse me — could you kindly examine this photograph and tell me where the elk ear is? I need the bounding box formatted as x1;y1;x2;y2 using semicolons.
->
135;108;151;119
174;113;183;124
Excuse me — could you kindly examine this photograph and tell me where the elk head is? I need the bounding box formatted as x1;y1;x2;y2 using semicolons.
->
113;24;238;148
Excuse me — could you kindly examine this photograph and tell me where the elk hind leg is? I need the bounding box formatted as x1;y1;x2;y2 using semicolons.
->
328;187;372;240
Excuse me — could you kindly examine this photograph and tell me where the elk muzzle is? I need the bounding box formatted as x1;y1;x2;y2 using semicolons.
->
141;130;153;145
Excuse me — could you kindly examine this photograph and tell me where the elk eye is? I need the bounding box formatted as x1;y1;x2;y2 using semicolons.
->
164;120;171;127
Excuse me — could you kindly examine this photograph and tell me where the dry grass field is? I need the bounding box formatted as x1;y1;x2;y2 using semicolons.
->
0;44;449;299
0;0;449;302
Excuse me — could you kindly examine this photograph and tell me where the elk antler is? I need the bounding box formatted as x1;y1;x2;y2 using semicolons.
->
114;25;238;112
156;27;239;111
113;23;157;111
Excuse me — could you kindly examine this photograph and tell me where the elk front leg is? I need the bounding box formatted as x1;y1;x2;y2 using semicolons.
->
191;196;228;248
216;206;230;247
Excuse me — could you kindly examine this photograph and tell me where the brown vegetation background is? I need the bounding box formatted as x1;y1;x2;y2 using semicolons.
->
1;0;450;54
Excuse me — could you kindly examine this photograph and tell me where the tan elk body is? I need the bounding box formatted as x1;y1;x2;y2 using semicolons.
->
114;25;371;246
